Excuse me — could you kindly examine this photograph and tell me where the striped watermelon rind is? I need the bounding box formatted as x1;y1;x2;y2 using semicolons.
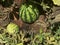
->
19;3;39;23
7;23;19;34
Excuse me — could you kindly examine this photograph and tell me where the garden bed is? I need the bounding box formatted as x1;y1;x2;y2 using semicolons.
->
0;0;60;45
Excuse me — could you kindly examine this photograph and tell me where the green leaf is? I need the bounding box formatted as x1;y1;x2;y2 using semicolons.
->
39;28;43;34
58;41;60;45
2;0;5;2
39;35;43;43
16;43;23;45
41;2;50;11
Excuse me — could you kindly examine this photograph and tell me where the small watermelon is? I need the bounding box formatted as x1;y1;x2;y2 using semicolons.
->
52;0;60;6
19;3;39;23
7;23;19;34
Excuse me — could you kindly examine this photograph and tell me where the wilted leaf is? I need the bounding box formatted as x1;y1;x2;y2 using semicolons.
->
51;14;60;24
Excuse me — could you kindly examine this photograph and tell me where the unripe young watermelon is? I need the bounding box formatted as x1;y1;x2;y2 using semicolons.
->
52;0;60;6
7;23;19;34
19;3;39;23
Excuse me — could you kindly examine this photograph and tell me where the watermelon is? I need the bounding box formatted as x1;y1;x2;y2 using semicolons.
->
19;3;39;23
52;0;60;6
7;23;19;34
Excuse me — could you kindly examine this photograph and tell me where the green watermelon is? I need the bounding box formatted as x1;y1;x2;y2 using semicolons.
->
52;0;60;6
19;3;39;23
7;23;19;34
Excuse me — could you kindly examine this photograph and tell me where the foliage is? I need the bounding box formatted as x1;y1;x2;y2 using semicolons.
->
0;0;60;45
0;25;60;45
0;0;14;7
